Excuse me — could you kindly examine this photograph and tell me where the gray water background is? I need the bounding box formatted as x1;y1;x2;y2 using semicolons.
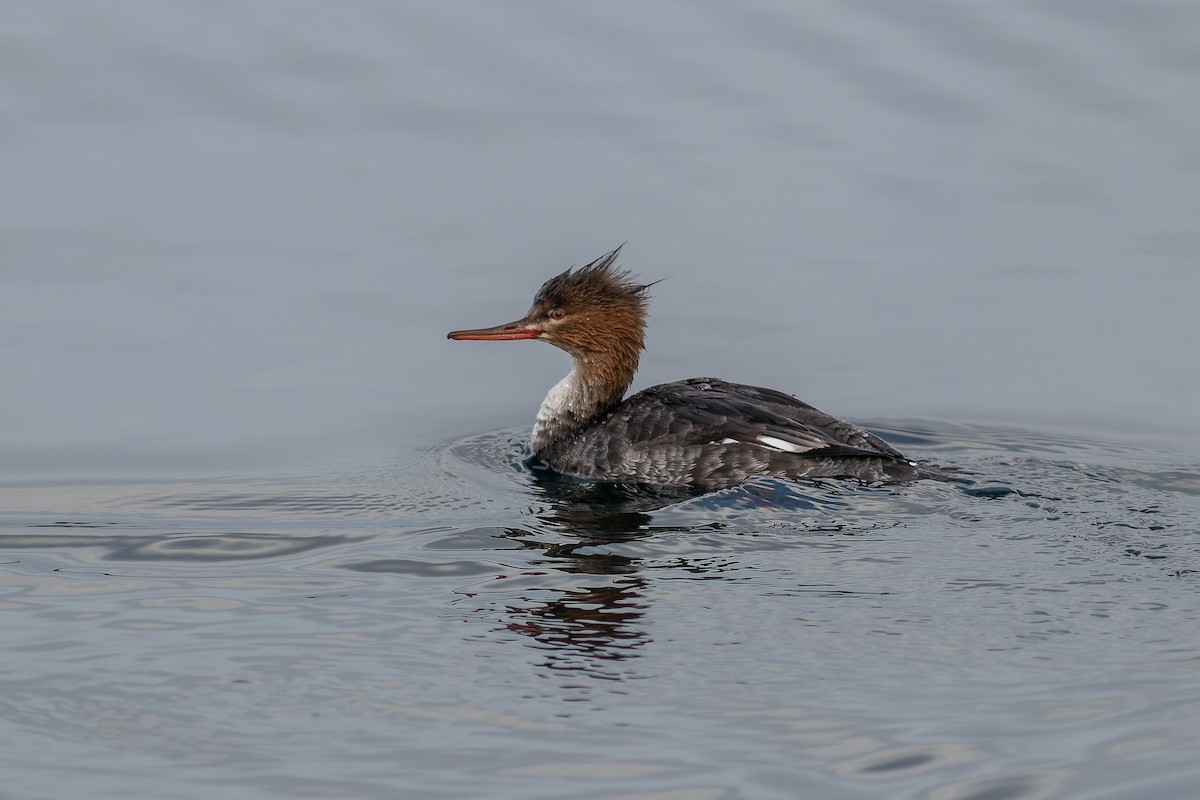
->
3;2;1200;798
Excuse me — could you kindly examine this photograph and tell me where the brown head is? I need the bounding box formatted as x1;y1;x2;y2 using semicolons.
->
449;245;653;355
447;246;655;406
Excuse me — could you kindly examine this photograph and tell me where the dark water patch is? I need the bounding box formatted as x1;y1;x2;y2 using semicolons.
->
963;484;1019;499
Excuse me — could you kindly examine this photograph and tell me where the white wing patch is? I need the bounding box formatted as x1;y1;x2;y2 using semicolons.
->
757;435;804;453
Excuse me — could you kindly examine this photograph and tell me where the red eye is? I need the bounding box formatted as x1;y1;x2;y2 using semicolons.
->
549;308;566;320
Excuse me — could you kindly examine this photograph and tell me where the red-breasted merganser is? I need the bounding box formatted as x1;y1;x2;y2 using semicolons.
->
448;247;937;491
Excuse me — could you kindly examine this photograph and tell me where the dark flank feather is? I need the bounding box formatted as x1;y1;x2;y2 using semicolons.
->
539;378;926;490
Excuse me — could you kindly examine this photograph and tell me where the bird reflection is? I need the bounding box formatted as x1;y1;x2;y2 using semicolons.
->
497;565;648;680
488;473;704;681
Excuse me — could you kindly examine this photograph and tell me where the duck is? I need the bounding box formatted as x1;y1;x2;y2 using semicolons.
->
448;246;939;491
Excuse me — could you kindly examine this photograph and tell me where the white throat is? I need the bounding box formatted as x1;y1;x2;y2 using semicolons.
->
531;367;588;453
535;367;614;453
529;352;637;456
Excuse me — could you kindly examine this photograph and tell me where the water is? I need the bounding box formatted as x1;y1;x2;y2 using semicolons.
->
3;2;1200;798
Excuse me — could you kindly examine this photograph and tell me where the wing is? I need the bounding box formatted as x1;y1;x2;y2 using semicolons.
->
610;377;905;460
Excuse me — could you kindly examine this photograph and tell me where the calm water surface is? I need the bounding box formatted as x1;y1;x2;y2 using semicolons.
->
3;2;1200;799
